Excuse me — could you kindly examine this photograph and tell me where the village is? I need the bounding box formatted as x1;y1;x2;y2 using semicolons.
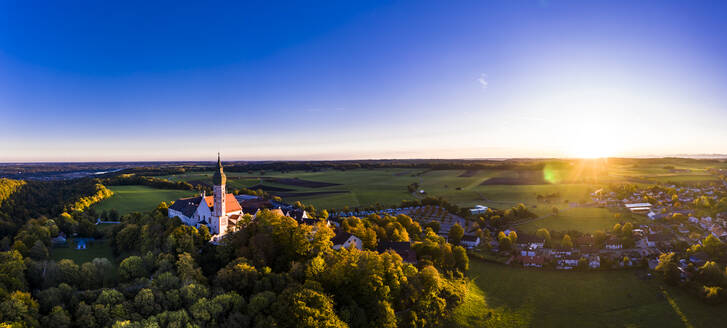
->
300;176;727;275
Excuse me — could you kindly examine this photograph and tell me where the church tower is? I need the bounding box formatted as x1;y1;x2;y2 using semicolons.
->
212;153;227;234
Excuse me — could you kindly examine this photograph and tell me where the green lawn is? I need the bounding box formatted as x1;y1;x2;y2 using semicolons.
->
447;261;727;328
51;239;115;264
516;207;640;233
92;185;195;216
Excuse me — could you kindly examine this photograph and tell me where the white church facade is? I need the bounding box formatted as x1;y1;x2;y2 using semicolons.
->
168;154;243;236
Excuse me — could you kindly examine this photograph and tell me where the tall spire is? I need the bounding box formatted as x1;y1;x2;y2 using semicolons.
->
212;153;226;186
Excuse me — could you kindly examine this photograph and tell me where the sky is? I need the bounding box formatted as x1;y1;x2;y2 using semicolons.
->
1;0;727;162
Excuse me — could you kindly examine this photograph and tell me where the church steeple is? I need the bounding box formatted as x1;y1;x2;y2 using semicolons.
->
212;153;227;230
212;152;226;186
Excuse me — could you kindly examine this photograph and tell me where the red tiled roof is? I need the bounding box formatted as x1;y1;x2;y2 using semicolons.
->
202;194;242;214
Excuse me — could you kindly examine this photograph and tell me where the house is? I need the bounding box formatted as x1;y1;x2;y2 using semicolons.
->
51;232;67;245
520;255;544;268
711;225;727;239
605;237;623;250
558;254;580;268
677;225;690;235
648;233;672;247
688;252;708;266
469;205;489;215
285;209;310;222
331;231;363;250
517;234;545;249
589;255;600;269
575;234;594;249
624;202;652;214
647;211;657;220
460;235;481;249
377;241;417;264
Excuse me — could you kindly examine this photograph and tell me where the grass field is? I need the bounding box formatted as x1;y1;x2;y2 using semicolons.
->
152;159;724;211
447;261;727;328
516;207;640;233
51;239;115;264
93;185;195;216
160;169;599;210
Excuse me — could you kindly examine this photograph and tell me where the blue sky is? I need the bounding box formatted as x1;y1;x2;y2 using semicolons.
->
1;0;726;161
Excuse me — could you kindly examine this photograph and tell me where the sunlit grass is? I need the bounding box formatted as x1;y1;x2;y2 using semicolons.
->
447;261;727;328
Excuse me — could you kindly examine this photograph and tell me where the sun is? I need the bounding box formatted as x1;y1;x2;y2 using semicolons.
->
564;134;616;159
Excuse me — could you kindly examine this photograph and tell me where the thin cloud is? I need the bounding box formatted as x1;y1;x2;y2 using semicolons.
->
477;73;488;89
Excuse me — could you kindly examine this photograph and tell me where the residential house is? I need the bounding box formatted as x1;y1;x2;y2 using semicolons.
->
605;237;623;250
377;241;417;264
589;255;600;269
331;231;363;250
517;234;545;249
460;235;481;249
469;205;489;215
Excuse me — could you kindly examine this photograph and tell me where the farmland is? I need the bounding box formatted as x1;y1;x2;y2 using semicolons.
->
154;158;726;212
447;261;727;328
92;185;195;216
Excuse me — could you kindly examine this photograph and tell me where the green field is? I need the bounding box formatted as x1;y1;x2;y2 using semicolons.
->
93;185;195;216
516;207;639;233
447;261;727;328
160;169;600;210
152;159;724;211
51;239;115;263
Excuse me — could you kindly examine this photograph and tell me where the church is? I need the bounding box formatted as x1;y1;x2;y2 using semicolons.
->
168;154;243;236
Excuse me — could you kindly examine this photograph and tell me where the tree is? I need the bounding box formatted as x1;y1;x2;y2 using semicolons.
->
697;261;726;286
536;228;551;247
452;246;469;272
42;306;71;328
134;288;156;316
119;256;147;281
497;232;512;251
29;240;49;260
655;252;680;286
274;287;348;328
561;235;573;249
448;223;464;245
702;234;725;256
612;223;622;234
0;291;39;326
621;222;634;236
177;253;207;285
0;251;27;292
508;231;518;244
57;259;81;286
424;221;440;234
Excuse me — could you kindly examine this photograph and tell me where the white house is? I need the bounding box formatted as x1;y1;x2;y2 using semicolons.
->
331;231;363;250
589;256;600;269
460;235;481;249
605;238;623;249
470;205;489;215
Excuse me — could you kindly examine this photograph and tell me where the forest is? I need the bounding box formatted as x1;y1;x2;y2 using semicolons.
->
0;177;468;327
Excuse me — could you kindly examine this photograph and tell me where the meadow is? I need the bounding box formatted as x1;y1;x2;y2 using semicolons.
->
156;159;726;211
516;207;641;233
96;159;724;233
51;239;115;264
447;261;727;328
159;168;600;210
92;185;195;216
